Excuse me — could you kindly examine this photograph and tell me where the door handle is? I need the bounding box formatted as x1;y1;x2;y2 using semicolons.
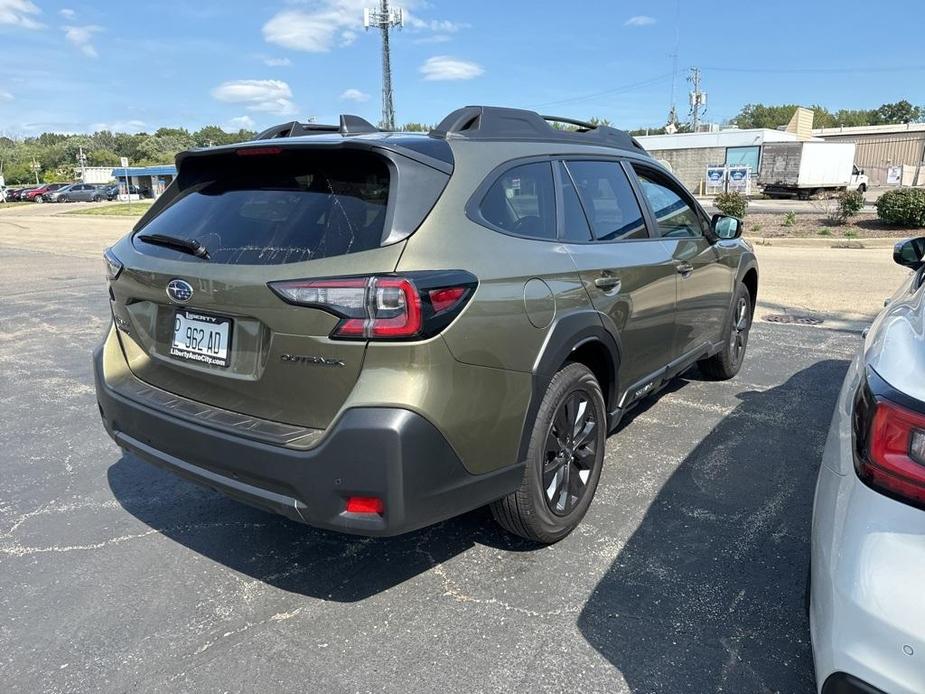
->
676;262;694;278
594;274;622;292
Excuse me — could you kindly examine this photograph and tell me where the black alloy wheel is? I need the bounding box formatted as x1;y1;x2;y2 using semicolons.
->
543;389;599;516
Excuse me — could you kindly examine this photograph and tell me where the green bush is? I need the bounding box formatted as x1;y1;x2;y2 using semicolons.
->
876;188;925;227
783;211;796;227
714;191;748;218
837;190;865;222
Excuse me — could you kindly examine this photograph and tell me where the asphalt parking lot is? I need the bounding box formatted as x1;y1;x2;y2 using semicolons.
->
1;213;862;692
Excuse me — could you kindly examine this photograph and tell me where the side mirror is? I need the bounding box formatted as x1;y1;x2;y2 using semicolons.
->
894;237;925;269
712;214;743;240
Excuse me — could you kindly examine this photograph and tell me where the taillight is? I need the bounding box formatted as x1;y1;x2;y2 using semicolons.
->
856;386;925;510
268;271;476;341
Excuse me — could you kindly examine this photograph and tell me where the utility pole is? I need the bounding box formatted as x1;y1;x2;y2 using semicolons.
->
77;145;87;181
31;157;41;185
666;0;680;131
688;67;707;132
364;0;404;130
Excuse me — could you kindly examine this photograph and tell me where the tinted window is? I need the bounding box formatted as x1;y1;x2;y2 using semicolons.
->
479;162;556;240
633;169;705;238
135;150;390;265
557;163;592;242
565;161;647;241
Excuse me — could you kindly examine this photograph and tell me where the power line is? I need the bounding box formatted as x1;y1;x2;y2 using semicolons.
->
703;64;925;74
530;73;674;109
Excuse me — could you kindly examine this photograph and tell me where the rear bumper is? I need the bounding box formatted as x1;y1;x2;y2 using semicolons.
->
94;346;523;536
811;463;925;693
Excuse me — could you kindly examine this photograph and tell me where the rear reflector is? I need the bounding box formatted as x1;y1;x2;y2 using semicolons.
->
345;496;385;515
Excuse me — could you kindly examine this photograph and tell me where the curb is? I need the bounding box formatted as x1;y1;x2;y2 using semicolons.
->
746;237;900;249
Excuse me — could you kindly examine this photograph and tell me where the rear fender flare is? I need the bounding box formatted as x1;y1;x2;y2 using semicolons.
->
516;312;622;463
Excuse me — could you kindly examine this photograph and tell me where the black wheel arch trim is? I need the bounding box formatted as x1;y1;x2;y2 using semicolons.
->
518;311;622;463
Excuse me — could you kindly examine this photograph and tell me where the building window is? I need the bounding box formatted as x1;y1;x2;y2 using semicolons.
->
725;146;760;173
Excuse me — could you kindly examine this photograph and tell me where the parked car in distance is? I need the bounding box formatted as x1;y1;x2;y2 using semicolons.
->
45;184;76;202
104;183;141;201
23;183;70;203
6;187;28;201
55;183;108;203
94;106;758;543
811;236;925;694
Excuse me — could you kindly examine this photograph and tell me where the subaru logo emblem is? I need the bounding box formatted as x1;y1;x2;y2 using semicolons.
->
166;279;194;303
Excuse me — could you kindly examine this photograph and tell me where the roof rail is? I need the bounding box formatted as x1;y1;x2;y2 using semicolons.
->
255;114;379;141
429;106;647;154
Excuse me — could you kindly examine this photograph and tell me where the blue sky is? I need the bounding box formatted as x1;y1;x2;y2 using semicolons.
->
1;0;923;135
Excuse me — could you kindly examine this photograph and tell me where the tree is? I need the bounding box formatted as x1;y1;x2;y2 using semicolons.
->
400;122;432;132
872;100;922;125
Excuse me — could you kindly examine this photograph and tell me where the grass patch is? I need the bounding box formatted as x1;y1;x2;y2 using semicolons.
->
844;229;858;238
66;201;153;216
817;228;832;236
0;201;35;209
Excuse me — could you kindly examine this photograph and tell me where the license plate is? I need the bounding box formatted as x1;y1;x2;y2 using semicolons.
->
170;309;232;368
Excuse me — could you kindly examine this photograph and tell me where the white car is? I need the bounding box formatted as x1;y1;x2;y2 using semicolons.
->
810;236;925;694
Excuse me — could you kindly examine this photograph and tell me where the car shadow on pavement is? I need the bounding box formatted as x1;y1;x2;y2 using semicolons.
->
107;454;540;603
578;359;849;694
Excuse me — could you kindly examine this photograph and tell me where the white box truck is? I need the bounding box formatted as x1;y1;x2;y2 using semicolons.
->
760;141;868;198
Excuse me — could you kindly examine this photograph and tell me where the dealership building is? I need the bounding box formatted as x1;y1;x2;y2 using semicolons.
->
812;123;925;186
80;164;177;196
637;127;806;192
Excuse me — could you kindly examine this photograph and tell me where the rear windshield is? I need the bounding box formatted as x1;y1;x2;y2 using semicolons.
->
134;150;390;265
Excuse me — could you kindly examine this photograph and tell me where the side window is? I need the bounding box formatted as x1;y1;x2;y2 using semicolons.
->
479;161;556;240
557;162;592;242
633;168;706;239
565;160;647;241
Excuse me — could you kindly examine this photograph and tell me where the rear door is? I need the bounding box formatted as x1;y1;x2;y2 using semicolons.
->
108;145;442;430
558;159;678;396
629;164;730;359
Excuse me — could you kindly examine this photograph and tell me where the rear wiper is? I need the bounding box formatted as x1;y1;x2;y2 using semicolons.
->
138;233;209;259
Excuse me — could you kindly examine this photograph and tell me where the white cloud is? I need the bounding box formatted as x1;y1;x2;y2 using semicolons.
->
90;119;146;133
59;7;75;19
413;34;451;45
0;0;43;29
624;15;656;27
419;56;483;81
64;25;102;58
211;79;297;116
263;56;291;67
224;115;256;131
339;88;369;102
404;14;468;34
263;1;465;53
0;89;13;102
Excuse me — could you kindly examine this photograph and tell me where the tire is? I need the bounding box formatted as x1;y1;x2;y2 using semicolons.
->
491;362;606;543
34;195;44;203
698;281;753;380
857;183;867;193
92;195;102;202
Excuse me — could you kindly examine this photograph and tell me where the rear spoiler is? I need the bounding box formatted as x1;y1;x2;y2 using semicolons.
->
254;115;379;140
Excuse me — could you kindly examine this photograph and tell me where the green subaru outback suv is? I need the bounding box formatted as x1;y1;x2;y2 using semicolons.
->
94;106;757;542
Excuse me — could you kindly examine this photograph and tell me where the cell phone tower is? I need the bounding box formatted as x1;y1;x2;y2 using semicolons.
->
364;0;404;131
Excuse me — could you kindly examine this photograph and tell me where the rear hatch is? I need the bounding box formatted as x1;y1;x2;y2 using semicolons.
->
107;139;451;430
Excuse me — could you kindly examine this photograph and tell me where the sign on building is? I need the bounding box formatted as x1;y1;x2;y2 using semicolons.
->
705;165;726;194
727;166;752;194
